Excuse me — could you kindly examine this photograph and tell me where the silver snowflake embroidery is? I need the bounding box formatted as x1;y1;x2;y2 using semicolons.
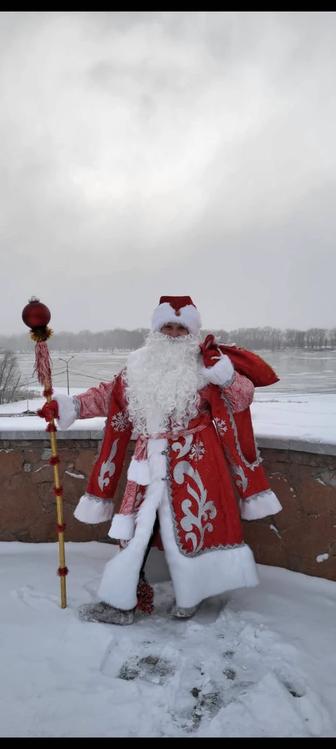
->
214;417;228;435
111;411;129;431
190;440;205;462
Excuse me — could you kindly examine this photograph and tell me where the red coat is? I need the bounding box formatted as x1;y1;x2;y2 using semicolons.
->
80;372;271;554
71;346;281;610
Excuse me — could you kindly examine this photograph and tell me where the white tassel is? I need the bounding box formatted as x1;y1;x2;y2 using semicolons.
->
127;457;151;485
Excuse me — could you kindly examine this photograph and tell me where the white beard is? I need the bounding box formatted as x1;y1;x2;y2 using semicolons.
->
125;331;206;436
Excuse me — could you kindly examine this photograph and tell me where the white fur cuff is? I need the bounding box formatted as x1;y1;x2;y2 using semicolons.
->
201;354;234;387
74;494;114;524
56;394;78;430
240;490;282;521
108;513;136;540
127;457;150;485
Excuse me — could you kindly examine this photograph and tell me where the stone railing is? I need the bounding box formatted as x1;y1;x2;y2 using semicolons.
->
0;429;335;581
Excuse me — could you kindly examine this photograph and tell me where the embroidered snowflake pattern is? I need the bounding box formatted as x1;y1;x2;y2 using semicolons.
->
214;417;228;435
111;411;129;431
221;371;254;412
190;440;205;462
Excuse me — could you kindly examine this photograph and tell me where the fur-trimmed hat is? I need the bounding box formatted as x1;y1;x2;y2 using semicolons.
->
151;295;202;336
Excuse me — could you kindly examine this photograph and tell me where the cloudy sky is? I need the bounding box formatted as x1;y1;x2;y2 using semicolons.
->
1;11;335;335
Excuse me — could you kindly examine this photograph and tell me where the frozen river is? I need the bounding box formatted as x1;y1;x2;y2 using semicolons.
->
14;348;336;396
2;350;335;448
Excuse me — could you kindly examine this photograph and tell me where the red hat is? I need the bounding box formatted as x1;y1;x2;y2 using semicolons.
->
151;296;202;336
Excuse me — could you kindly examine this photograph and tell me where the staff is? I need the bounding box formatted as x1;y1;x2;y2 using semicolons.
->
22;297;68;608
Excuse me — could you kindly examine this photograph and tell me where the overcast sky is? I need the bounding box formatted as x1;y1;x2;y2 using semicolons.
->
1;11;335;335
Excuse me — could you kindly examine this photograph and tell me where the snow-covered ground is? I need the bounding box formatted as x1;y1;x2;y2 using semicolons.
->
251;391;336;447
1;541;335;737
0;390;335;449
1;384;335;736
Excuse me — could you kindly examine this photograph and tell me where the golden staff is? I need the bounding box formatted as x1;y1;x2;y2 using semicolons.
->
22;297;68;608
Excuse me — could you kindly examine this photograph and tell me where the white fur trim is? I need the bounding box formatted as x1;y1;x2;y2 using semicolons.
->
127;457;150;485
98;439;167;608
55;394;77;430
108;513;136;541
240;490;282;521
98;438;259;610
158;492;259;607
151;302;201;336
201;354;235;387
73;493;114;524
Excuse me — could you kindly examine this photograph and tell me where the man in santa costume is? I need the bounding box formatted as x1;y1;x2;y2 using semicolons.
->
40;296;282;625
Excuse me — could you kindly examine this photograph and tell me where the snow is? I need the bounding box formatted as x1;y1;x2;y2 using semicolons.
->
1;541;335;737
1;385;335;736
251;391;336;447
0;390;336;448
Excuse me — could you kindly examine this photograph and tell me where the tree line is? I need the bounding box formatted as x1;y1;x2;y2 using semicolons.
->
1;326;335;353
1;325;335;403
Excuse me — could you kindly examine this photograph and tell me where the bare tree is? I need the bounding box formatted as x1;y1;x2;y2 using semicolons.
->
0;350;22;404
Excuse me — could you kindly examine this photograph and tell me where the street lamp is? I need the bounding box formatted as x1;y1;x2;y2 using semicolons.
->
58;355;75;395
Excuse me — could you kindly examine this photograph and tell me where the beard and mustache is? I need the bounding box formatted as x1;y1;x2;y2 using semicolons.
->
125;331;206;436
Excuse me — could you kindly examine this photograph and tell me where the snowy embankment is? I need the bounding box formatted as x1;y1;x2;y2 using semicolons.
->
1;390;336;449
1;542;335;737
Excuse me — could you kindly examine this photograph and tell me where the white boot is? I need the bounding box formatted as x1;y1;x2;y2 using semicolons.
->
78;601;135;625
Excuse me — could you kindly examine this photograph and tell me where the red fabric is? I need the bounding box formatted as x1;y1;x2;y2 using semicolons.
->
34;340;52;386
118;482;146;519
165;387;270;554
201;335;223;367
159;295;196;310
75;379;116;419
200;334;279;387
169;422;244;551
38;400;59;422
199;336;278;492
83;377;271;552
234;409;259;463
86;373;132;500
224;372;254;413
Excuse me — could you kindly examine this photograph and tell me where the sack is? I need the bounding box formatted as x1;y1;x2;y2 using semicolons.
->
200;334;279;387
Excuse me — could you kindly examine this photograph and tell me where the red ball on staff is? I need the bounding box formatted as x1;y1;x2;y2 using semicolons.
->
22;297;51;330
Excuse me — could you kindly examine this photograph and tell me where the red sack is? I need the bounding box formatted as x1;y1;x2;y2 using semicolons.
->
200;334;279;387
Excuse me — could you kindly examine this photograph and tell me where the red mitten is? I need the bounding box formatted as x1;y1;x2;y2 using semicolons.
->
37;400;59;422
